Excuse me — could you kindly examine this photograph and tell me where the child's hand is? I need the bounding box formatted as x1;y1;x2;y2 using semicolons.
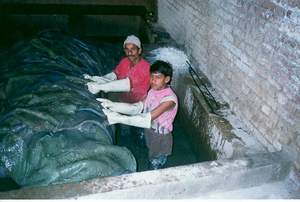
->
98;99;143;115
96;98;112;107
102;109;151;128
96;98;110;103
96;98;114;109
102;109;122;125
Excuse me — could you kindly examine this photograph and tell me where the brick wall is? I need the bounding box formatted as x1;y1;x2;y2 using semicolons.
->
157;0;300;169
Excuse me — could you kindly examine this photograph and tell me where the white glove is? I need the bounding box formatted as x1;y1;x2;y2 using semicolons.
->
97;98;143;115
102;109;151;128
87;77;130;94
83;72;117;84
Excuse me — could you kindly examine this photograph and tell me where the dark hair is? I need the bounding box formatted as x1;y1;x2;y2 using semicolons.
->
150;60;173;83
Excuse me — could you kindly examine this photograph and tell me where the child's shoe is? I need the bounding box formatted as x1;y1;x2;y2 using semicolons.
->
148;155;167;170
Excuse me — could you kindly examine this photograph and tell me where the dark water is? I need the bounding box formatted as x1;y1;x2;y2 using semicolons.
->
0;177;20;192
116;114;211;172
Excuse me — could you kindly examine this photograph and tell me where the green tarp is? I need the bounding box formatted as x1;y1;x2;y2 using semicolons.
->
0;30;136;187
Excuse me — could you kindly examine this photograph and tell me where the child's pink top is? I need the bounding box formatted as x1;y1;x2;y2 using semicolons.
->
143;87;178;134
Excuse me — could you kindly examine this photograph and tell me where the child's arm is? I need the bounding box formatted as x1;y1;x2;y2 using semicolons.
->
150;101;176;120
101;100;175;129
97;98;143;115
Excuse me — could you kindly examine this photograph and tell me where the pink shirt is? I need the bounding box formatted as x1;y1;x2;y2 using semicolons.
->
144;87;178;134
114;57;150;103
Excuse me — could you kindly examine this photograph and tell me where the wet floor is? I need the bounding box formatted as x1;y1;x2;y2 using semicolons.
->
115;114;210;172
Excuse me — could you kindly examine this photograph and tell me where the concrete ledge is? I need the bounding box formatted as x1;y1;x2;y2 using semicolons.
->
0;152;291;199
177;74;267;160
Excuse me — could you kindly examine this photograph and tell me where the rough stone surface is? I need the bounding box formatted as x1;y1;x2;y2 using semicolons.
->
0;152;295;199
157;0;300;170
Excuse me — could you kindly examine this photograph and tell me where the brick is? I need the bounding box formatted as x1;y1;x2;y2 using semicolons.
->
296;134;300;147
261;104;272;116
158;0;300;170
277;92;288;105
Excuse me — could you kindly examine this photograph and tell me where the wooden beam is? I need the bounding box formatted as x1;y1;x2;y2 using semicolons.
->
0;4;148;16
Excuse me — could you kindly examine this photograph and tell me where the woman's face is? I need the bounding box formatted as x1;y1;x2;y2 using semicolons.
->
150;72;170;90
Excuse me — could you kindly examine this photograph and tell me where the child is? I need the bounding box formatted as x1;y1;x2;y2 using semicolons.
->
98;60;178;169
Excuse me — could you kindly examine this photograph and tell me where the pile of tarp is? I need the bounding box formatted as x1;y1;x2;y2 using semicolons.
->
0;30;136;187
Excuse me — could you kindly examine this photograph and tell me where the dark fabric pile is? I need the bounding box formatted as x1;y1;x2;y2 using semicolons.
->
0;30;136;187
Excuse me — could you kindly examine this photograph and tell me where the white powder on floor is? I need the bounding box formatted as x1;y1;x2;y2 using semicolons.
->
148;47;190;72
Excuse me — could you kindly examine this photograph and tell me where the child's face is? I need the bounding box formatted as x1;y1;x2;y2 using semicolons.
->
150;72;170;90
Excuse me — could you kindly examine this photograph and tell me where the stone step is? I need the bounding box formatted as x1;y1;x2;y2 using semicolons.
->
78;151;295;199
0;151;294;199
